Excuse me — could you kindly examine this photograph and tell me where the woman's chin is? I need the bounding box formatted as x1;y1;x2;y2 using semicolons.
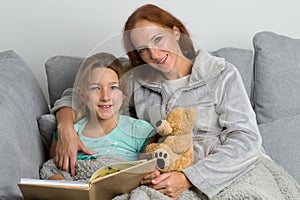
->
156;66;174;75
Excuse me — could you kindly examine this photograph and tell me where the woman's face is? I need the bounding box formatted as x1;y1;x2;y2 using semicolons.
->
82;67;123;121
130;20;188;78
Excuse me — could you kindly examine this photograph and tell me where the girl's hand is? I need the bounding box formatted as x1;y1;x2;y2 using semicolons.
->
142;170;192;199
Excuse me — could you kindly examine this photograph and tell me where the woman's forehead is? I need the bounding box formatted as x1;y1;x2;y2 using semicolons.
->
130;24;172;47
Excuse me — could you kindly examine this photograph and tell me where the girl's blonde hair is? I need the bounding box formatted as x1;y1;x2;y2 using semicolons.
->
74;52;123;121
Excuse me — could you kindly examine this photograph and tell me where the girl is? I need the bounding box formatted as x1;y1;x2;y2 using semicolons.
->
40;52;156;181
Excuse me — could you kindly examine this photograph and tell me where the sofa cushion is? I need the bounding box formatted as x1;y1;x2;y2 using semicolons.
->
0;50;49;199
211;47;253;100
45;55;83;107
38;114;57;152
258;114;300;184
253;31;300;124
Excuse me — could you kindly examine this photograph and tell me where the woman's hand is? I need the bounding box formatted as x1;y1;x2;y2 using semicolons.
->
141;169;161;185
141;169;192;198
55;122;78;176
55;107;94;176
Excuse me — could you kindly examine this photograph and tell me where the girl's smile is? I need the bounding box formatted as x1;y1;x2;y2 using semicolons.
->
81;67;123;121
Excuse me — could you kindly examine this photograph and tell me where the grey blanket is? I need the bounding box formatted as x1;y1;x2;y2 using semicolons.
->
113;156;300;200
40;155;127;181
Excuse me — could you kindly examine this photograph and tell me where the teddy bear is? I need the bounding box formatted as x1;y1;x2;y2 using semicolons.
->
145;107;196;172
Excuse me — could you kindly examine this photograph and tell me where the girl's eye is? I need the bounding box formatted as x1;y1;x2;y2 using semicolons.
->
111;85;120;90
90;86;100;91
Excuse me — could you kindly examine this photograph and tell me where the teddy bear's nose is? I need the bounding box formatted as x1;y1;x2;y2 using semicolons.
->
156;120;163;127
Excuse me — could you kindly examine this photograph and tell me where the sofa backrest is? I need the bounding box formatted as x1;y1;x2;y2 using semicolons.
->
45;55;83;108
0;50;49;199
253;31;300;183
45;48;254;109
211;47;254;101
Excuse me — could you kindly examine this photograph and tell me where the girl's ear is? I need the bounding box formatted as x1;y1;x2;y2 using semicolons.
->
78;88;87;102
172;26;181;41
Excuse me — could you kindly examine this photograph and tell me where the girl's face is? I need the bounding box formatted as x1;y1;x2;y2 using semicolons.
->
130;20;189;78
82;67;123;121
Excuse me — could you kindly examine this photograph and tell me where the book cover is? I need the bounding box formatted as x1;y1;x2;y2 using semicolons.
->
18;159;156;200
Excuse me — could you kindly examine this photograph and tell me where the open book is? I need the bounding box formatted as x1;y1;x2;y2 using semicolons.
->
18;159;156;200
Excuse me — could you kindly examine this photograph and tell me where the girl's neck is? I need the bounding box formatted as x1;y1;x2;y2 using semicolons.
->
82;115;119;138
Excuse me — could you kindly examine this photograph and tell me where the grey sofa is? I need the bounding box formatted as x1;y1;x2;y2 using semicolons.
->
0;31;299;199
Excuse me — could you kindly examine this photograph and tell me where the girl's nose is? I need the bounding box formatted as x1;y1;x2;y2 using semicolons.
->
100;89;111;101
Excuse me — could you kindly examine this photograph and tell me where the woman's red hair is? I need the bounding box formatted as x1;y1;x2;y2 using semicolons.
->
123;4;196;67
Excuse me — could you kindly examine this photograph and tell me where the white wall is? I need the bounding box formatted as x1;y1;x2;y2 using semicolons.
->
1;0;300;104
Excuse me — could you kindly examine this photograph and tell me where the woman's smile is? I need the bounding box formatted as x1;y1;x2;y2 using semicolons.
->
130;20;192;79
157;54;168;64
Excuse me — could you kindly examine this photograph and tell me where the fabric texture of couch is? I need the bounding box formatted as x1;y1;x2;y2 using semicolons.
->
0;50;49;199
0;31;299;199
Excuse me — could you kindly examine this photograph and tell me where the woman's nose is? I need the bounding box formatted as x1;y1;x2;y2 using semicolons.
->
149;48;160;60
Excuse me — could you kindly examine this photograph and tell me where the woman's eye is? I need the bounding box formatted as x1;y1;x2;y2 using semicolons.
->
138;48;146;54
154;36;162;43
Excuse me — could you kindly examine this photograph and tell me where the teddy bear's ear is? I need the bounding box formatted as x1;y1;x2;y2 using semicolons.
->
156;120;163;127
156;120;173;136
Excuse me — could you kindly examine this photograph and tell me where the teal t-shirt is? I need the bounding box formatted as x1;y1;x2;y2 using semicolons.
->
54;115;156;161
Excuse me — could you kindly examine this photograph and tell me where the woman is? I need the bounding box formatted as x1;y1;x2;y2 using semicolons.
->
52;4;300;199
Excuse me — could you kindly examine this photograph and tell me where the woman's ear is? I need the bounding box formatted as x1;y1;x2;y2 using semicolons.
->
172;26;181;41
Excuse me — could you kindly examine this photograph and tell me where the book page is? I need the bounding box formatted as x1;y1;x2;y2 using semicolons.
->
90;159;156;199
89;159;147;182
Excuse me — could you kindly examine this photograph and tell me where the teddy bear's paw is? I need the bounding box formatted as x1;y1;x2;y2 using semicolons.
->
153;149;170;171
